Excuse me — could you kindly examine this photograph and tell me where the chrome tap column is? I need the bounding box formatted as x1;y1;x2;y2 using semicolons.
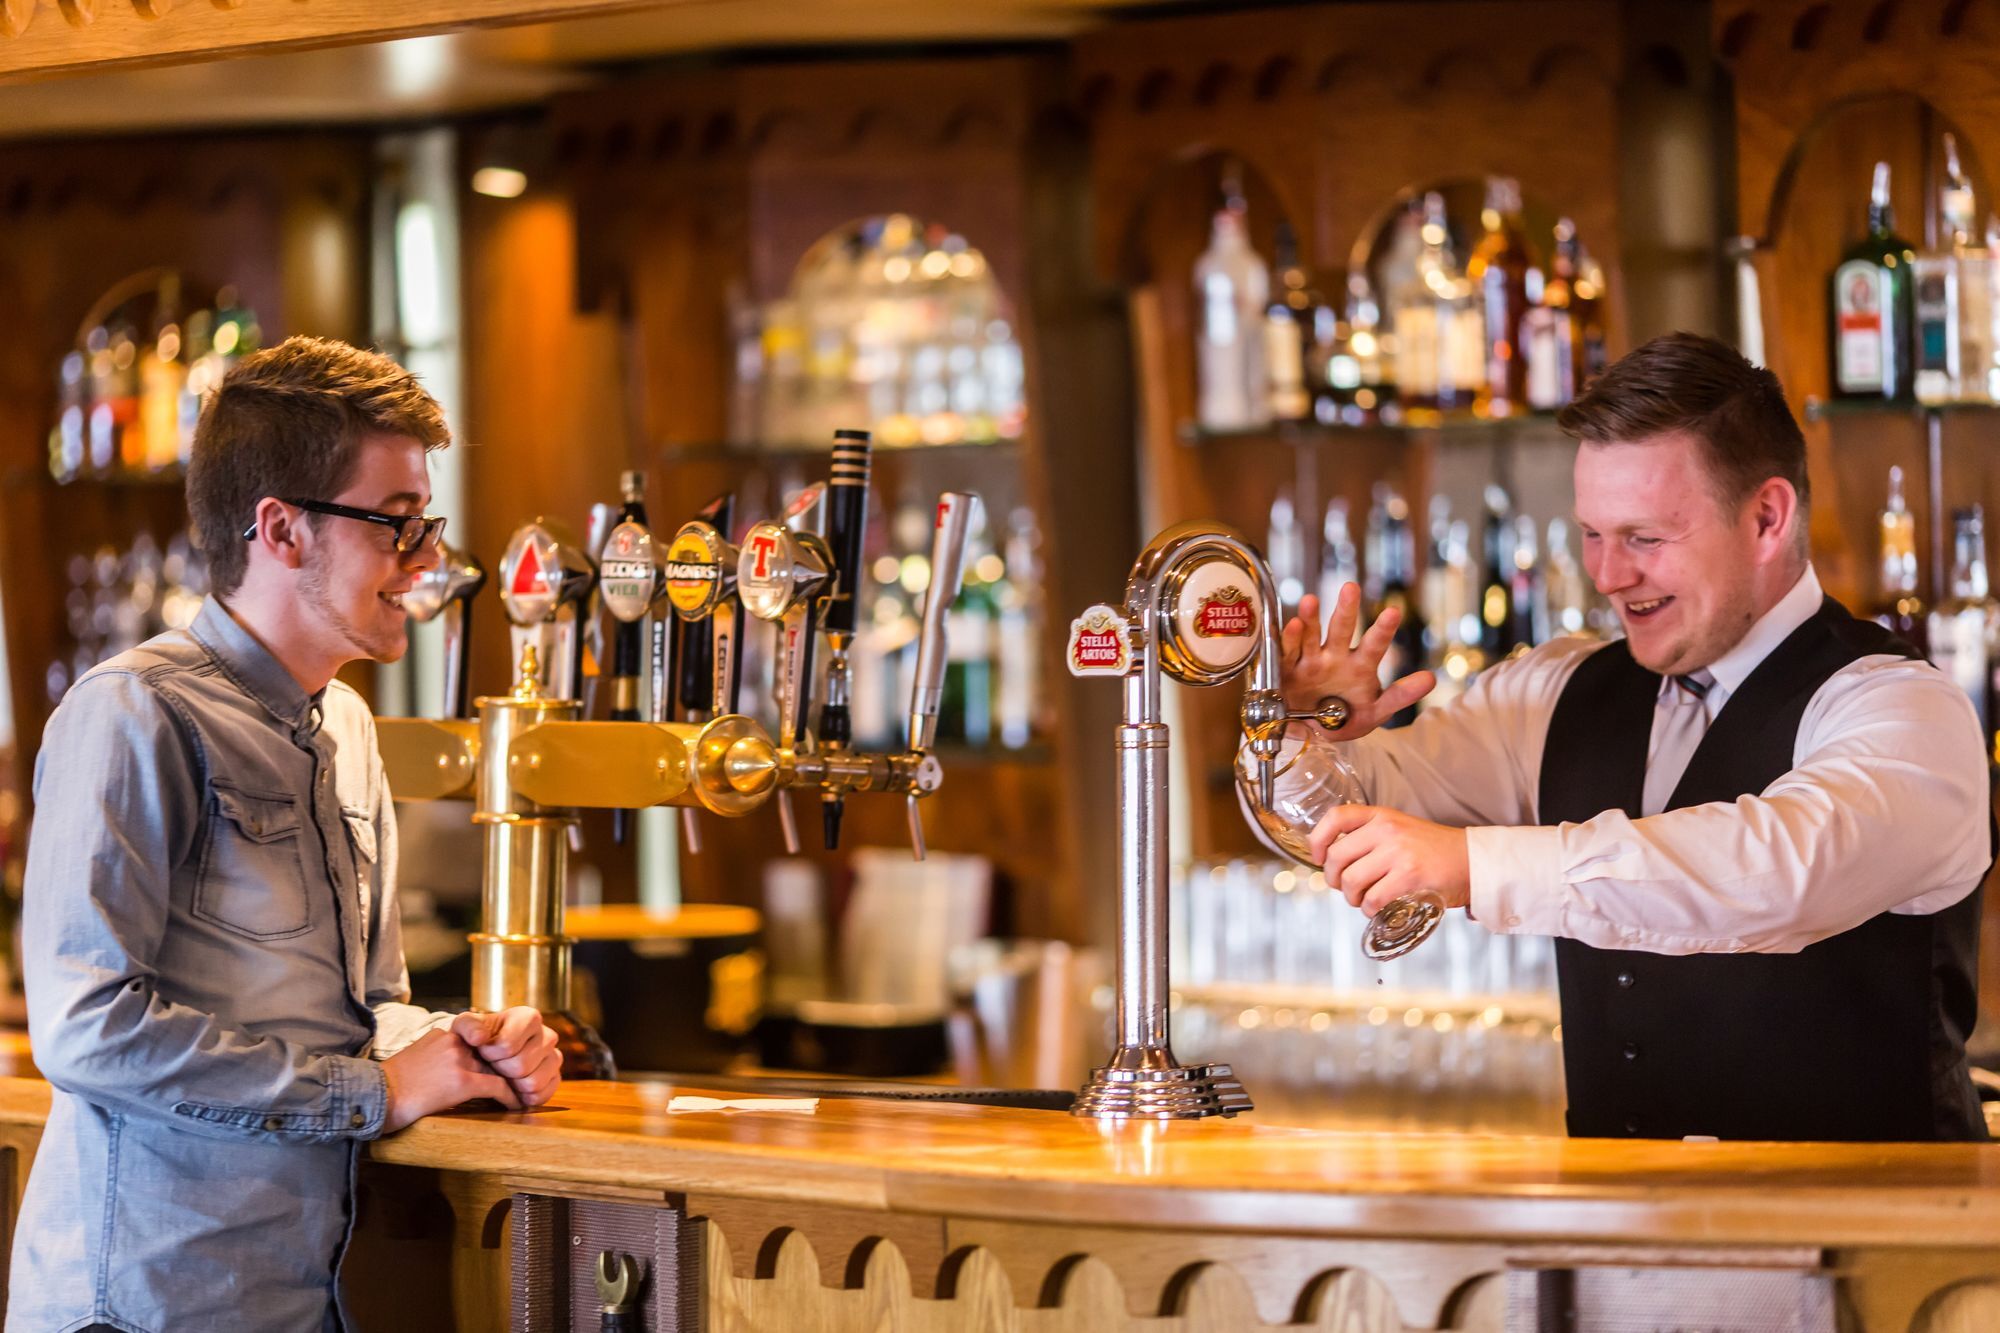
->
1070;521;1288;1119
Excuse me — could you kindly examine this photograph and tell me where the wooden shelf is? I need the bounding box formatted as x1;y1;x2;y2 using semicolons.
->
1176;412;1571;448
657;439;1025;463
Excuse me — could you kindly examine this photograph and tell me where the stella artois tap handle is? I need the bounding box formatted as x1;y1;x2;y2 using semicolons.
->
908;491;981;753
817;429;873;850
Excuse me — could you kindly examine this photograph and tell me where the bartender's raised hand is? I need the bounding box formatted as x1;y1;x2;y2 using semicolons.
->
1281;586;1435;739
379;1027;524;1133
451;1006;563;1109
1308;805;1470;917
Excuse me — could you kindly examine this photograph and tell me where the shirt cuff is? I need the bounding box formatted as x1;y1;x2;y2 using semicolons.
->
339;1054;391;1140
1466;824;1566;935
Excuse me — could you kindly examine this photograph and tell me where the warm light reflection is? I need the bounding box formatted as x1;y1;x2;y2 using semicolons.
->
471;166;528;199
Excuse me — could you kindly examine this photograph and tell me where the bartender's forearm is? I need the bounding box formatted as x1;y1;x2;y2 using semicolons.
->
1468;756;1990;954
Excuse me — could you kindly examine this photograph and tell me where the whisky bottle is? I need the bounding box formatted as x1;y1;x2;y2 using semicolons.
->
1478;485;1519;660
1468;177;1539;418
1831;162;1917;401
1193;171;1271;432
1929;505;1992;732
1264;222;1315;423
1915;136;1996;405
1525;217;1585;411
1875;465;1928;654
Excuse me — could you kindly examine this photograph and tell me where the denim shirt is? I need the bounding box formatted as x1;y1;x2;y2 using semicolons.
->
9;597;452;1333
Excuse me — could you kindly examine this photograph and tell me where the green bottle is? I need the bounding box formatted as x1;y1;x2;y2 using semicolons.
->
1830;161;1917;400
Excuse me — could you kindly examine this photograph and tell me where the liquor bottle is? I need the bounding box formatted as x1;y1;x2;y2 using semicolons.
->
1929;506;1993;734
1525;217;1585;411
1193;170;1271;433
1420;494;1453;663
1264;222;1316;423
995;507;1042;749
1914;135;1997;405
1362;482;1390;604
1545;517;1590;637
939;510;997;746
1467;177;1539;418
1479;485;1519;660
1267;486;1306;613
1506;513;1548;647
1831;161;1917;401
108;324;142;472
1316;496;1360;635
1375;491;1425;728
1875;465;1928;654
1390;193;1448;415
1348;273;1396;423
140;292;187;472
49;349;87;483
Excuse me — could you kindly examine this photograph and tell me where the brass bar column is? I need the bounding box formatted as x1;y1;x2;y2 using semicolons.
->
470;648;615;1079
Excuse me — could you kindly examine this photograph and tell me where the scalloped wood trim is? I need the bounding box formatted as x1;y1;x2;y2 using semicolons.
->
0;0;686;80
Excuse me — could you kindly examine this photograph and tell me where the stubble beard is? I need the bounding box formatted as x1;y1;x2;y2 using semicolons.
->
300;549;406;664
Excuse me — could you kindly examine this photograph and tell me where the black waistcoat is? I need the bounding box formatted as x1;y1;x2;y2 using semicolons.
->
1540;597;1988;1141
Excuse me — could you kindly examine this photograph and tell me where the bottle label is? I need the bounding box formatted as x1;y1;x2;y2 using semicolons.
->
1265;312;1309;419
1835;260;1887;391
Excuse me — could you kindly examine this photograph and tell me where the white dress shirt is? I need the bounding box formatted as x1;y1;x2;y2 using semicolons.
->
1341;565;1991;955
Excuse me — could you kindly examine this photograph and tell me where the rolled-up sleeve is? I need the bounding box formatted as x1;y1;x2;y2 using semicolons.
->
1465;656;1993;953
24;670;387;1143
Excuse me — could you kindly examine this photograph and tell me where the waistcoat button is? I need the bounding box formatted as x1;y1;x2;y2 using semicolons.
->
1615;970;1635;988
1623;1042;1640;1060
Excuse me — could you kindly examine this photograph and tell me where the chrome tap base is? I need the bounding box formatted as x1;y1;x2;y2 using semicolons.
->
1073;1058;1253;1119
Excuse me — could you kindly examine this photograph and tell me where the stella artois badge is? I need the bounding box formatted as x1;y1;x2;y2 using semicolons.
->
598;521;658;624
1171;557;1262;673
499;522;559;627
1193;584;1254;638
665;522;726;619
1068;604;1131;677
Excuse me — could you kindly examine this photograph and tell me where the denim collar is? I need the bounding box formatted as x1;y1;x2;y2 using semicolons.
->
190;597;323;733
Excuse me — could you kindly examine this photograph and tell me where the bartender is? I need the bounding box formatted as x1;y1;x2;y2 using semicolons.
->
1285;332;1989;1142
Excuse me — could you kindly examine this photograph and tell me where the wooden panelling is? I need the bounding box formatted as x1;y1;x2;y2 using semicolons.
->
0;129;371;803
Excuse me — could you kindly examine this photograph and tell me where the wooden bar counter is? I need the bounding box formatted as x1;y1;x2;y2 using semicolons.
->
1;1074;1997;1330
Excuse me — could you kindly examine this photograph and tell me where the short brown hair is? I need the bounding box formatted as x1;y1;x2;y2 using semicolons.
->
187;336;450;596
1556;331;1809;519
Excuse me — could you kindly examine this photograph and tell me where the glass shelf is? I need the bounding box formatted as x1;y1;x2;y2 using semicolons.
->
656;438;1022;463
1177;411;1569;447
1803;396;2000;423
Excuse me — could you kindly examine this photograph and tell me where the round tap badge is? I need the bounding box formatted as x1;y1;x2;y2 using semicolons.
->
736;521;799;621
664;522;726;619
499;523;559;626
1172;557;1261;673
598;521;658;624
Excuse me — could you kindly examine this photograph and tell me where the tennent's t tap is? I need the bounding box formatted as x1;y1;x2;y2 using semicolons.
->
738;518;833;853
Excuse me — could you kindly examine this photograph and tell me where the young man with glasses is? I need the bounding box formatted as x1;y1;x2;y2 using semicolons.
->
10;336;561;1332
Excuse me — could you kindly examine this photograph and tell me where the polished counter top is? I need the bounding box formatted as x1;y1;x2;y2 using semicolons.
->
2;1075;1996;1248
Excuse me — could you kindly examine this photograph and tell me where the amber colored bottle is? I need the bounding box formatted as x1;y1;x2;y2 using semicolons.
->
1874;465;1929;656
1467;177;1539;418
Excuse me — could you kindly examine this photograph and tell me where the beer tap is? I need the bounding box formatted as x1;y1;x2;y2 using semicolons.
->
816;429;872;850
659;498;743;856
498;519;598;702
1067;521;1290;1121
596;472;659;845
737;514;833;854
401;540;486;719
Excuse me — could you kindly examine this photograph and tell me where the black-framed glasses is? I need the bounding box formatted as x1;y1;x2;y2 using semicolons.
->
242;499;447;554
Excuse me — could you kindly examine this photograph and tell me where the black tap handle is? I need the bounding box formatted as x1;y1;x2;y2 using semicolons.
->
450;599;474;721
823;429;872;639
823;795;845;851
680;493;731;715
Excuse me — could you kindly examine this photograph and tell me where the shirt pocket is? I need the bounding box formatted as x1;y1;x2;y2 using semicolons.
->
194;783;314;939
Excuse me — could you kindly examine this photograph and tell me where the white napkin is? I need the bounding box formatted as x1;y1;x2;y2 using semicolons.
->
666;1095;820;1113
